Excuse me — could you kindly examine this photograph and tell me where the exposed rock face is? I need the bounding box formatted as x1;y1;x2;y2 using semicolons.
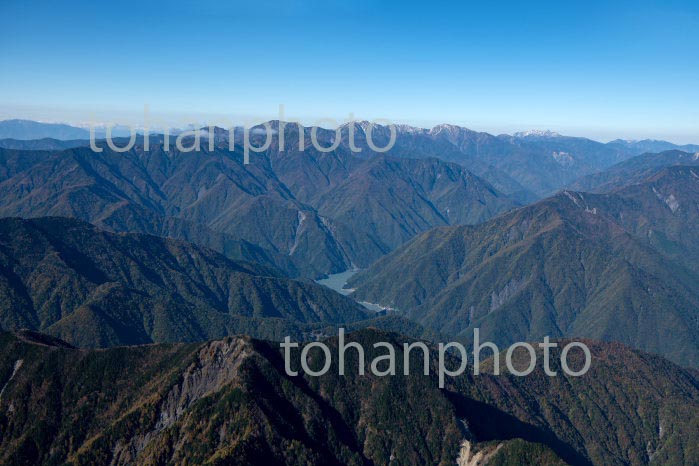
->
457;440;498;466
0;359;22;401
2;330;699;465
110;338;251;465
157;338;251;430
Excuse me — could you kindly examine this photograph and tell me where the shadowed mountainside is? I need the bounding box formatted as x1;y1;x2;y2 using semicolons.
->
0;217;373;347
0;329;698;465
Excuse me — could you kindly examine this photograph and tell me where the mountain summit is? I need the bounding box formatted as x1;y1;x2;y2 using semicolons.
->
513;129;563;138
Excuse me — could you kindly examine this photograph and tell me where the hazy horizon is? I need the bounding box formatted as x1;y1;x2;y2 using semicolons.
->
0;112;697;146
1;0;697;144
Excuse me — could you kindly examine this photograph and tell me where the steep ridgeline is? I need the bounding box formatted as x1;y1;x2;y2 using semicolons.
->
308;156;514;250
570;150;699;193
0;119;92;140
0;136;517;278
434;126;629;197
349;166;699;368
0;119;136;140
1;329;698;465
3;119;698;200
607;139;699;155
344;124;699;198
0;217;372;347
0;138;91;151
582;166;699;276
338;123;634;198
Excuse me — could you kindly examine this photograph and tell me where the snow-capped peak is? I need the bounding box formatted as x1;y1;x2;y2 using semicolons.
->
513;129;562;139
393;124;427;134
429;123;475;137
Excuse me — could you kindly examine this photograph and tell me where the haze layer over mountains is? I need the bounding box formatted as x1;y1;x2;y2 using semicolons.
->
2;119;699;465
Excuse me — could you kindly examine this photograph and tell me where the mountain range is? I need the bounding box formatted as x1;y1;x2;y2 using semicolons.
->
0;217;374;347
570;150;699;193
3;119;697;200
0;129;518;279
3;120;699;465
0;119;136;140
348;161;699;367
0;119;94;140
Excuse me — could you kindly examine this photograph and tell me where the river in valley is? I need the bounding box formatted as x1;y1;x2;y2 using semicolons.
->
315;269;358;295
317;270;396;313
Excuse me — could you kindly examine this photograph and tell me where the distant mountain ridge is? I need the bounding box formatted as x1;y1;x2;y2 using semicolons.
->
0;136;517;278
0;119;134;140
349;165;699;367
0;137;89;151
0;119;92;140
608;138;699;155
3;119;697;199
570;149;699;193
339;122;698;197
512;129;563;138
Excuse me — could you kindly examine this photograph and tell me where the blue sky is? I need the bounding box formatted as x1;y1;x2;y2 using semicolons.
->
0;0;697;142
